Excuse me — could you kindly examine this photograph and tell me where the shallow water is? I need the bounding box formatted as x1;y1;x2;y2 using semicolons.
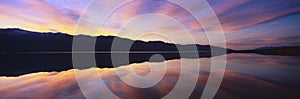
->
0;53;299;98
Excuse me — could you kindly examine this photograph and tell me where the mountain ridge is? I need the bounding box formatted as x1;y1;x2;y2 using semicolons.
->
232;46;300;57
0;28;230;76
0;28;228;52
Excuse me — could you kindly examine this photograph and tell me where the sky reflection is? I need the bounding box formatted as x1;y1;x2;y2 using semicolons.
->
0;54;299;98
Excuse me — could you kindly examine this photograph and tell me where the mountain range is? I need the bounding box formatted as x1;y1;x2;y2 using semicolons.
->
233;46;300;57
1;28;299;76
0;28;228;53
0;28;228;76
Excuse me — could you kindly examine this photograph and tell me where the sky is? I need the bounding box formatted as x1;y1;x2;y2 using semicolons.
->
0;0;300;49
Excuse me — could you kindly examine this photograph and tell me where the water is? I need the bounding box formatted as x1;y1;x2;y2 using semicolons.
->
0;53;299;98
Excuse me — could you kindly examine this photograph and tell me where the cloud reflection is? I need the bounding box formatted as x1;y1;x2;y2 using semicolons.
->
0;57;299;98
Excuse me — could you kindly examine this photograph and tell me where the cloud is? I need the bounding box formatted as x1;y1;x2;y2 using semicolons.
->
0;0;300;48
0;0;90;33
214;0;300;32
1;0;300;34
102;0;300;34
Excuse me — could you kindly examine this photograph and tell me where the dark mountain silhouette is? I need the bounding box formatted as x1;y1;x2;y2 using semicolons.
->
0;28;229;76
254;46;291;50
232;46;300;57
0;28;228;52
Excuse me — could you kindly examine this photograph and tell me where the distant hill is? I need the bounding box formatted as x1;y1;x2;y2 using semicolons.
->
0;28;227;52
233;46;300;57
254;46;291;50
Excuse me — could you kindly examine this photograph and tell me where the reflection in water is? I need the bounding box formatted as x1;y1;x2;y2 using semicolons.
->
0;54;299;98
0;52;214;76
226;53;300;90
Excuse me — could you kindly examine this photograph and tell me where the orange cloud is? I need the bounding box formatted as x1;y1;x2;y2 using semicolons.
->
0;0;79;33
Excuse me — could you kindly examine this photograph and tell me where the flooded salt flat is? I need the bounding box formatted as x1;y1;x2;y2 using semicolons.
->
0;53;299;98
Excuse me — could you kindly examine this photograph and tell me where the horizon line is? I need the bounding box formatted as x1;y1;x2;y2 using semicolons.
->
0;51;211;54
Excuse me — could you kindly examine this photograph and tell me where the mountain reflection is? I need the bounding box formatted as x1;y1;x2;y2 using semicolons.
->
0;54;299;98
0;52;217;76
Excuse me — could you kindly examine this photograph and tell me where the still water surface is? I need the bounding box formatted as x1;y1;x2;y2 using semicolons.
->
0;53;299;98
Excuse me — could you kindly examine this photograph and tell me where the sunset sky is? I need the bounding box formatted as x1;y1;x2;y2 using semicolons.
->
0;0;300;49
